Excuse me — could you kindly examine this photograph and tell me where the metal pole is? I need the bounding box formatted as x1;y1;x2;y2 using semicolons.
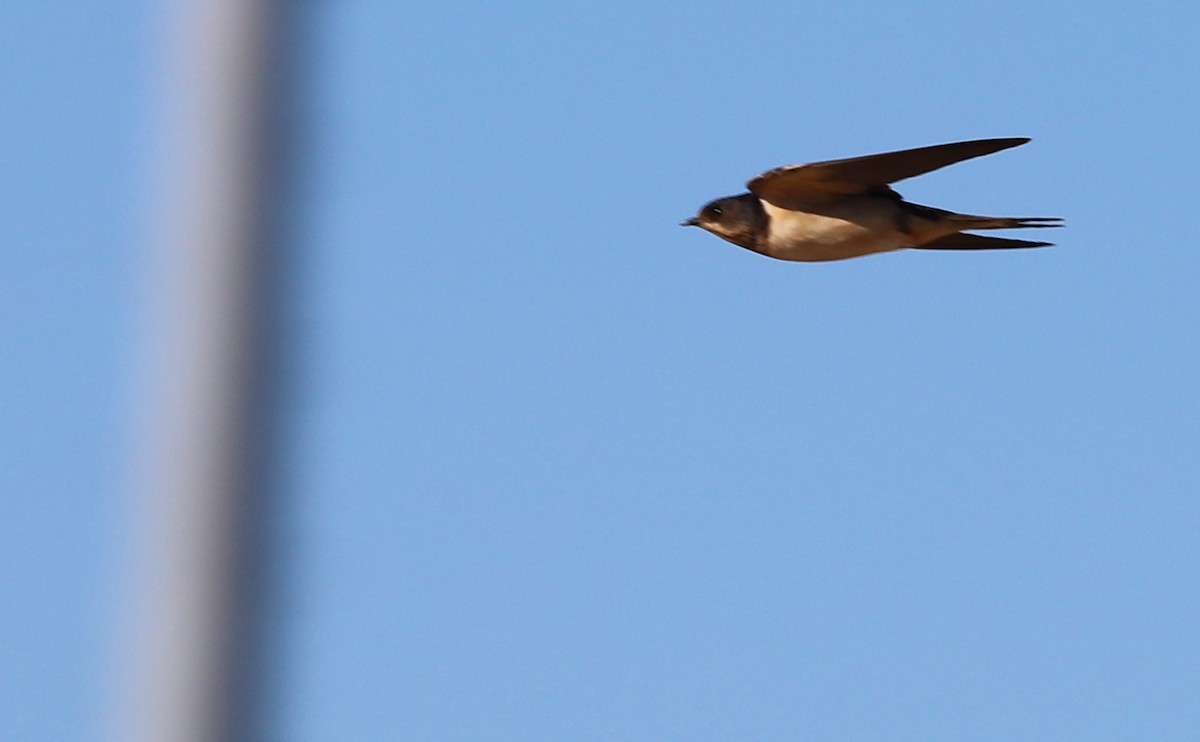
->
126;1;293;739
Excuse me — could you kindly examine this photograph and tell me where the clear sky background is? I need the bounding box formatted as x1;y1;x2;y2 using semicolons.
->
3;2;1199;740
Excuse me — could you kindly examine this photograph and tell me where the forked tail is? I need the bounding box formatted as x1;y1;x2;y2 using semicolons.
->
913;211;1064;250
947;215;1064;231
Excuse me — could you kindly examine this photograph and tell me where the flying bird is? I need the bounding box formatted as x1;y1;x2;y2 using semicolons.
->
681;138;1061;262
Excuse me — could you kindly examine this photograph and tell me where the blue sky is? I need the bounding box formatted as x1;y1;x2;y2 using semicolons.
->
3;1;1199;739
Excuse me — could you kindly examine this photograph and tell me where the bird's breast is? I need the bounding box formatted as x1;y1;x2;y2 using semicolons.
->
761;198;907;262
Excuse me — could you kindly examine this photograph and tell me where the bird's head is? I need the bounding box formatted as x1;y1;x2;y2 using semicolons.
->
680;194;764;251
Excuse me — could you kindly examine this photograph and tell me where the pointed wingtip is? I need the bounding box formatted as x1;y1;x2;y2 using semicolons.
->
993;136;1031;150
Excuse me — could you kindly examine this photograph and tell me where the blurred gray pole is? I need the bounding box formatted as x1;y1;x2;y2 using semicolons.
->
129;1;293;740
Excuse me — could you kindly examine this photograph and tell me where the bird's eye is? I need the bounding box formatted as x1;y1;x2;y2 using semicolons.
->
706;204;724;219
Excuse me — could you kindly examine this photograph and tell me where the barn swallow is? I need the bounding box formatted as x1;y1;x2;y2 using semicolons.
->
681;138;1061;262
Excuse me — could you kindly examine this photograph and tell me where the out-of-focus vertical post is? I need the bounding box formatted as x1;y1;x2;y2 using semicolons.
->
127;1;296;740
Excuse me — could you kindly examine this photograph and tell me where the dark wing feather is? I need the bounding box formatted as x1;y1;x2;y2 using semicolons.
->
914;233;1053;250
748;138;1030;206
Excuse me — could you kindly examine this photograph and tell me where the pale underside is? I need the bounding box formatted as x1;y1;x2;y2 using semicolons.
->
759;196;953;262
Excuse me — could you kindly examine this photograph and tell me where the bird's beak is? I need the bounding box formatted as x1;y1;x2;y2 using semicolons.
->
680;217;699;227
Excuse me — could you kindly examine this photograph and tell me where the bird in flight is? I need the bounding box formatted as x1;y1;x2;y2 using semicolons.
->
681;138;1061;262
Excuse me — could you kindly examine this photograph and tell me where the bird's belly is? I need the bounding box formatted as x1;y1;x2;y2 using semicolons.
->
762;202;906;262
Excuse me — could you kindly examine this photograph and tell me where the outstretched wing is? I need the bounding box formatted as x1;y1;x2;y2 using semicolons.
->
747;138;1030;206
914;233;1053;250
